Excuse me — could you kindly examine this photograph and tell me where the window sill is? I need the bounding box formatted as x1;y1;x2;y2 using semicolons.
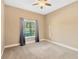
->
25;36;35;39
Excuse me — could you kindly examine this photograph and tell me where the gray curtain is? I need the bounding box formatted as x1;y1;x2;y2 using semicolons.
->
35;20;39;42
19;18;25;46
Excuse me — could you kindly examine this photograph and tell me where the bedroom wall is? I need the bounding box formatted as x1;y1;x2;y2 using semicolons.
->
5;5;46;46
5;2;78;49
45;2;78;48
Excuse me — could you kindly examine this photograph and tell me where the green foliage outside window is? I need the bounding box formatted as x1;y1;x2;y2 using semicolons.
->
23;21;36;37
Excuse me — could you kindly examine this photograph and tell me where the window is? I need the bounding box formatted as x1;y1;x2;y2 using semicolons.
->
23;20;36;37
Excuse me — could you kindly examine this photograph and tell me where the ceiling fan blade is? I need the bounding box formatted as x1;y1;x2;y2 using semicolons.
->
32;3;38;5
45;3;52;6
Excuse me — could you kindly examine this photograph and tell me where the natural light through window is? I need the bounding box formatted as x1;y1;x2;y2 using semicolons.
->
23;19;36;38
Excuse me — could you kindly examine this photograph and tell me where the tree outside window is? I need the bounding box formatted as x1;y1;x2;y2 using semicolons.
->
23;20;36;37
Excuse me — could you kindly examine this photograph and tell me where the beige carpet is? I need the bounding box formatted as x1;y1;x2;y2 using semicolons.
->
2;41;78;59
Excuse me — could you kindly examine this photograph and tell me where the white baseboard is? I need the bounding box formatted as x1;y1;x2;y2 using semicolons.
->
5;44;19;48
46;40;78;52
4;39;78;52
5;39;46;48
40;39;46;41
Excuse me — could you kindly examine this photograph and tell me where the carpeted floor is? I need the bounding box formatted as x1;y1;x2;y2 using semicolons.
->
2;41;78;59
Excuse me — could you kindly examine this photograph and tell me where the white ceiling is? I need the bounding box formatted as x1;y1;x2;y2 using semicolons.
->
4;0;77;15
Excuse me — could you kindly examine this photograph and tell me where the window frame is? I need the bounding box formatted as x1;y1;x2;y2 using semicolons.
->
23;19;36;39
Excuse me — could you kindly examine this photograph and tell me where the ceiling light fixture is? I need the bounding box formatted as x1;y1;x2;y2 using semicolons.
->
32;0;52;9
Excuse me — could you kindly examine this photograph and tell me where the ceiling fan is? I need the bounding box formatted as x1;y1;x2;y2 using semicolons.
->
32;0;52;9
